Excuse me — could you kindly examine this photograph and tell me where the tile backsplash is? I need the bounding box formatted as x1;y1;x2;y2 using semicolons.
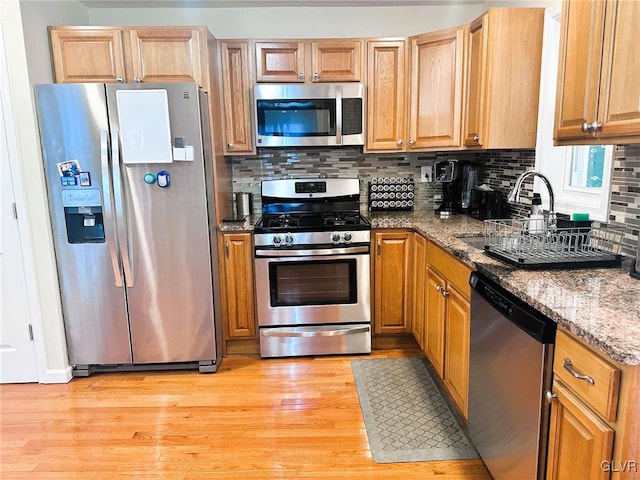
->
231;145;640;257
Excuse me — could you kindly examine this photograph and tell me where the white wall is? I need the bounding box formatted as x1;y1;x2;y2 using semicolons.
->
88;4;483;38
0;0;89;382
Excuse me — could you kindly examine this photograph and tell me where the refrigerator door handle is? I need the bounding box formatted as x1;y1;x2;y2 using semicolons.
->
111;130;134;287
100;130;123;288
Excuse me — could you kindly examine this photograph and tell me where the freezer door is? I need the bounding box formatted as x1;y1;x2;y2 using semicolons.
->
106;83;216;363
35;84;132;365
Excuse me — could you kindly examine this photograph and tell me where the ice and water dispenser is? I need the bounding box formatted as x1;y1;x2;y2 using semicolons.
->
62;189;105;243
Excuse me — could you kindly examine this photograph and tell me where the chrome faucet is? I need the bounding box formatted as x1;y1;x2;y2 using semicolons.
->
507;171;557;230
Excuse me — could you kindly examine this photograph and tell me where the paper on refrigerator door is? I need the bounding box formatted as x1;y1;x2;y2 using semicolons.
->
116;89;173;164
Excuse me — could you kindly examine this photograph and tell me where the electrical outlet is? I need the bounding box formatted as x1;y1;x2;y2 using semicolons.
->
420;165;431;183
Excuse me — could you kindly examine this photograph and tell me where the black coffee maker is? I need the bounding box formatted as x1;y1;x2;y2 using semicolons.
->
434;159;477;214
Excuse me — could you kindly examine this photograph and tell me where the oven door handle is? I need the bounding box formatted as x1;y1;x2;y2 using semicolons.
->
255;246;370;257
261;326;370;338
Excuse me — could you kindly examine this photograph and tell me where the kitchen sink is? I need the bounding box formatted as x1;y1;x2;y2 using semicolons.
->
457;236;487;250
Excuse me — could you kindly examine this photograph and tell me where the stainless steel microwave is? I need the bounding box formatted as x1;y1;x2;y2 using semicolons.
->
254;83;365;147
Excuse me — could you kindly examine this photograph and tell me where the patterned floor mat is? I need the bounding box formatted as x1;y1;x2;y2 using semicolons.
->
351;357;479;463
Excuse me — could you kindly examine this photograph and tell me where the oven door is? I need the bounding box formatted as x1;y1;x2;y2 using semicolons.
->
254;245;370;327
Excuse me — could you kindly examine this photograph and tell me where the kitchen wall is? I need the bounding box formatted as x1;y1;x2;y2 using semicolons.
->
232;146;640;257
87;4;482;38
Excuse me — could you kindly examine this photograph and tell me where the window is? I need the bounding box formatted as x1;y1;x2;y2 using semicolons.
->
534;3;613;222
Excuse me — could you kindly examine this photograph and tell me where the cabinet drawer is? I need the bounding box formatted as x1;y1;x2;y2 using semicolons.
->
554;330;620;422
426;241;472;298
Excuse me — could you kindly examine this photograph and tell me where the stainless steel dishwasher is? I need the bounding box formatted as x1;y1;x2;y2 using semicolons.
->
468;272;556;480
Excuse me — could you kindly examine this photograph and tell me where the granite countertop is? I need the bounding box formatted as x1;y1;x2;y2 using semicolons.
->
369;211;640;367
218;211;640;366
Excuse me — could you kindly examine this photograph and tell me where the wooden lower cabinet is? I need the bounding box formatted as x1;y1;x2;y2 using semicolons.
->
423;240;472;419
547;381;614;480
411;234;427;349
220;233;256;339
425;267;446;376
443;285;470;420
372;230;412;334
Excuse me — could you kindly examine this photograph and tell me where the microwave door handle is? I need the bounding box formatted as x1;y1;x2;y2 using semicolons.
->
100;130;123;288
335;85;342;145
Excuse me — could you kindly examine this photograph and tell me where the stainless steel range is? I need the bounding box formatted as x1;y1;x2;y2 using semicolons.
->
254;178;371;358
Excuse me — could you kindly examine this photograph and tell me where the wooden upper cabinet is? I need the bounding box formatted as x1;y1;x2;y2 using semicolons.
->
255;41;306;82
463;18;486;147
463;8;544;149
129;28;204;86
219;40;253;154
49;26;207;86
255;40;363;83
556;0;640;144
554;0;605;141
49;27;126;83
311;40;362;82
366;39;407;151
409;27;465;150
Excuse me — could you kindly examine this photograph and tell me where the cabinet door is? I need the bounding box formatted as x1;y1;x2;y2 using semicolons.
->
598;0;640;141
463;16;487;147
219;41;254;154
547;381;614;480
129;28;204;85
373;231;412;335
554;0;606;141
425;267;446;377
366;40;406;151
222;233;256;338
408;27;464;149
255;42;305;82
49;28;126;83
411;234;427;349
443;285;470;420
311;40;363;82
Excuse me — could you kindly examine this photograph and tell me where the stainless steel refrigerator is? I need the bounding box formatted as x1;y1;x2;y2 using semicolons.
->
35;82;222;376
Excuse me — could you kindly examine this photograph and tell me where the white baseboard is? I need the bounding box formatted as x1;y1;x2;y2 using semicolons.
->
40;366;73;384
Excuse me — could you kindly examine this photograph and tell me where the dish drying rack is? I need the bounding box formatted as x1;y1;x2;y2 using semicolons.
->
483;217;623;269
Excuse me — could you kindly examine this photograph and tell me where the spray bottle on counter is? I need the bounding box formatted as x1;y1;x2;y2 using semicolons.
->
528;193;545;234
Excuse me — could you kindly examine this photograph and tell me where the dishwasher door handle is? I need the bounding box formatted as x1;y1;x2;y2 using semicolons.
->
563;358;595;384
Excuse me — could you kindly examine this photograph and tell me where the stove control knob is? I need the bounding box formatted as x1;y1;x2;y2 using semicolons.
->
284;233;295;246
272;235;283;247
331;232;342;244
343;232;353;244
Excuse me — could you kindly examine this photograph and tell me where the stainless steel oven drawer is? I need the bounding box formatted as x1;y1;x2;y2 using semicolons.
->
259;324;371;358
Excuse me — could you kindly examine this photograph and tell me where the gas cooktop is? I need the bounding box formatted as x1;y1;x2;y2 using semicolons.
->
254;212;371;233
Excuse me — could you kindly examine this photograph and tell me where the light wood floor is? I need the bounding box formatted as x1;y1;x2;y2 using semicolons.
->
1;349;492;479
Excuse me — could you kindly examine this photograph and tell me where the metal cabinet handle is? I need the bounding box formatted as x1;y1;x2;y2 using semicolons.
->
396;139;403;147
298;72;305;80
436;285;443;292
545;390;558;403
408;139;415;146
563;358;595;384
581;122;591;133
225;241;230;258
377;238;382;258
472;134;479;142
442;289;450;297
115;76;124;83
313;72;319;79
590;121;603;133
133;76;142;83
227;143;234;149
